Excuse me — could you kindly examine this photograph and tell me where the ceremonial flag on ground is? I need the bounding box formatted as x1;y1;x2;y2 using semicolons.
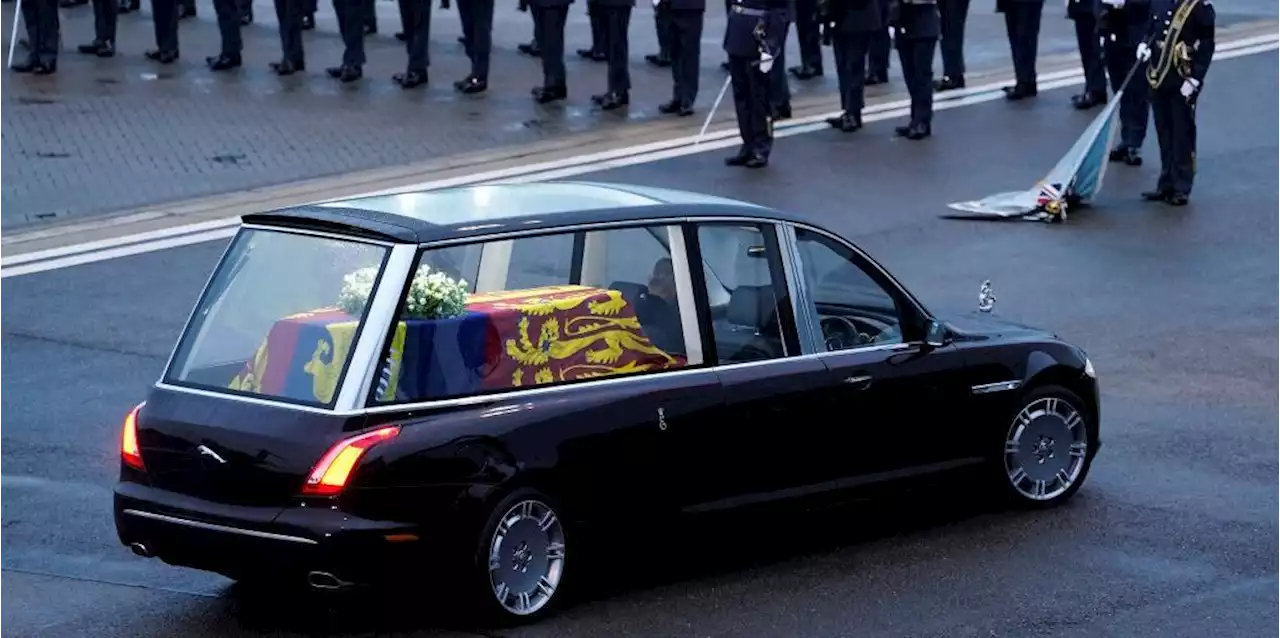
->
942;59;1144;223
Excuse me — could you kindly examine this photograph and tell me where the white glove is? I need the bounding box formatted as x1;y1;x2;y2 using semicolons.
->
1180;78;1199;97
758;51;774;74
1136;42;1151;61
1101;0;1124;6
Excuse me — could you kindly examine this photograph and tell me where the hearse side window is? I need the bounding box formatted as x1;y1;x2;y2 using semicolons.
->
368;225;703;405
164;228;391;408
794;228;904;350
694;223;793;364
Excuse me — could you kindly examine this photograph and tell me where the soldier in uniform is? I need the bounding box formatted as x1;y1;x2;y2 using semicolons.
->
330;0;367;81
12;0;58;73
205;0;245;70
789;0;825;79
1139;0;1214;205
658;0;706;115
865;0;890;83
271;0;307;75
646;5;674;66
1099;0;1151;164
455;0;494;92
77;0;118;58
821;0;880;131
999;0;1043;100
530;0;573;102
1068;0;1106;108
146;0;182;63
578;0;608;62
770;0;794;119
934;0;968;90
890;0;939;139
395;0;438;88
724;0;788;167
593;0;635;109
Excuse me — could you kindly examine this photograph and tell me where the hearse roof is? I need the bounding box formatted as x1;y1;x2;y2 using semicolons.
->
240;181;801;244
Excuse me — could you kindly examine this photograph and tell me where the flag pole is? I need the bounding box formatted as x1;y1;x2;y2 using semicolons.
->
695;74;734;146
7;0;22;68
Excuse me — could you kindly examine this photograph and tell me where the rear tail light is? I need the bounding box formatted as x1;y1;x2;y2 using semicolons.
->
121;402;146;471
301;426;400;496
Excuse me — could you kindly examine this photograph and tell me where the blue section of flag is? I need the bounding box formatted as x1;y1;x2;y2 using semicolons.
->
396;311;491;401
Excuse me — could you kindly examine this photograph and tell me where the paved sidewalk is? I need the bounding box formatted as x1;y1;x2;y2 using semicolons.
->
0;0;1271;229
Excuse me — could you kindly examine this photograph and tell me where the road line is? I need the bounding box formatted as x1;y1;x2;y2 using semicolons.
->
1;36;1274;280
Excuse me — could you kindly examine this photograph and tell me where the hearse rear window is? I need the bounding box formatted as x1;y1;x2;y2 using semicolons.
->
368;225;703;405
164;228;391;407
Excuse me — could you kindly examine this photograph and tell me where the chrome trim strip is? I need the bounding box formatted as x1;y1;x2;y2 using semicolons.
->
153;382;355;415
239;223;399;247
122;509;319;545
666;226;706;365
971;380;1022;395
776;223;821;355
335;244;418;411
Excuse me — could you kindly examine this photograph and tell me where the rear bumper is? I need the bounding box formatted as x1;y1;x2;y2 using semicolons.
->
113;481;429;585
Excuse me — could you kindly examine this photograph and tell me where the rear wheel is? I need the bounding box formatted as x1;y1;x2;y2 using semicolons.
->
469;487;568;625
995;385;1095;508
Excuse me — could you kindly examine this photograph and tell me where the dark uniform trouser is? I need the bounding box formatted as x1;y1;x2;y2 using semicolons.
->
794;0;822;70
335;0;367;65
729;55;773;157
938;0;968;80
601;5;632;93
655;6;673;57
1003;2;1041;88
151;0;179;52
770;22;791;109
274;0;305;62
212;0;242;55
363;0;376;28
21;0;58;64
1150;85;1195;194
868;23;890;75
1103;39;1148;148
668;9;703;106
399;0;432;70
1073;13;1105;95
92;0;118;43
534;5;569;87
833;32;870;114
459;0;495;79
897;36;936;126
588;0;606;52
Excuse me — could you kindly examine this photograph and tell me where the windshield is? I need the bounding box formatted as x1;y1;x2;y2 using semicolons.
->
164;228;391;408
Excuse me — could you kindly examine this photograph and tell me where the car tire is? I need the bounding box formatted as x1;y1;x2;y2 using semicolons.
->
991;384;1096;509
466;487;569;625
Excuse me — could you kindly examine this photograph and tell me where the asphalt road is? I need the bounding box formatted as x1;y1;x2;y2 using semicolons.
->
3;51;1277;637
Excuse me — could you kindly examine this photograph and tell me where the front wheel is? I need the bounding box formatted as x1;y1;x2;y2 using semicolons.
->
468;488;569;625
995;385;1096;508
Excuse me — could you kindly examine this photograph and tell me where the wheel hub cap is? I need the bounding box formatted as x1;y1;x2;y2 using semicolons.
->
488;499;565;616
1004;397;1088;501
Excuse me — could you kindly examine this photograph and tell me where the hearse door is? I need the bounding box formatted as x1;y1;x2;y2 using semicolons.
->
678;222;840;512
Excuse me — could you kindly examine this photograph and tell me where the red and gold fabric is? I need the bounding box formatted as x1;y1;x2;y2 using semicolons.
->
466;284;686;390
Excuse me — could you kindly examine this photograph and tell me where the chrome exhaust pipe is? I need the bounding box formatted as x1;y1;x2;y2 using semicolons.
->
307;571;353;590
129;543;153;558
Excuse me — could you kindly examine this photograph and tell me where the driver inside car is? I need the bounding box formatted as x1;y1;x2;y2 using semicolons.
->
633;258;687;355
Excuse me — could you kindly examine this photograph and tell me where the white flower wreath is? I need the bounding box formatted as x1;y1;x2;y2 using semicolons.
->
338;264;469;319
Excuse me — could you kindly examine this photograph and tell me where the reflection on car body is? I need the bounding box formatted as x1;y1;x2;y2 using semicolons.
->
112;181;1101;625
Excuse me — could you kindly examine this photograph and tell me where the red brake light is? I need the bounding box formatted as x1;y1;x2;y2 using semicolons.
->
122;402;146;470
301;426;400;496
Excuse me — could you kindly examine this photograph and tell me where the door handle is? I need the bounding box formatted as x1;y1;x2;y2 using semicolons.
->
843;374;873;390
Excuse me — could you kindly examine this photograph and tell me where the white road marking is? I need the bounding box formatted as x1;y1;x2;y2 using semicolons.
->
1;35;1274;280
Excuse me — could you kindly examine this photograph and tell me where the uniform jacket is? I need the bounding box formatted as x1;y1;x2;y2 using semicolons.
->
1098;0;1150;42
1066;0;1093;21
996;0;1043;13
597;0;634;8
665;0;706;12
888;0;939;40
1144;0;1214;88
825;0;882;34
723;0;790;56
530;0;573;8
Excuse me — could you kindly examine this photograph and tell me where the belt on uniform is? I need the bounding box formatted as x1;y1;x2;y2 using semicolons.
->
731;5;770;16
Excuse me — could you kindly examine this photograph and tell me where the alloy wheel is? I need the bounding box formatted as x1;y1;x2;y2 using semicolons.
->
1003;396;1089;501
487;499;566;616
